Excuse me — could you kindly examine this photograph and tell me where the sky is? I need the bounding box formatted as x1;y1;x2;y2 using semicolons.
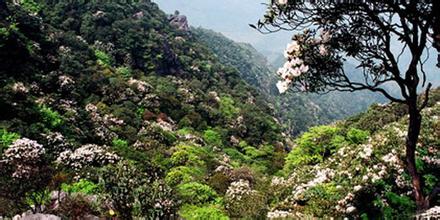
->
153;0;293;62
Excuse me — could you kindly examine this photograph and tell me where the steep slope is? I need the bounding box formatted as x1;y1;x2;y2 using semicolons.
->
266;89;440;219
0;1;287;218
193;27;386;135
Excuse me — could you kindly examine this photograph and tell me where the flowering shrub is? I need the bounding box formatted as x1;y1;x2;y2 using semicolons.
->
224;179;266;218
100;161;176;219
3;138;46;179
56;144;119;172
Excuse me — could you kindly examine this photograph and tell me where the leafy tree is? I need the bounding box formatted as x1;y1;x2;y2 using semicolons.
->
255;0;439;210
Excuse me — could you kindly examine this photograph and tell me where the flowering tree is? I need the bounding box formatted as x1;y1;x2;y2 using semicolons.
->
254;0;439;210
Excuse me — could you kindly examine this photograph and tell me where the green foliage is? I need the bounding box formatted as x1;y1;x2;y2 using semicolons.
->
95;50;112;67
170;144;208;167
284;125;342;173
219;96;239;119
20;0;41;14
25;190;51;213
224;187;266;219
303;183;342;217
203;129;223;147
0;129;20;155
177;182;218;205
116;66;132;79
382;192;415;219
165;166;200;186
61;179;99;195
346;128;369;144
112;138;128;149
38;105;63;128
179;204;229;220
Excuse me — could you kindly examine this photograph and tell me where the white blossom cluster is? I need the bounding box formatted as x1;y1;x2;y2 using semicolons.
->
275;30;331;93
42;132;70;155
335;192;355;214
225;179;256;201
85;103;124;141
276;41;309;94
267;210;296;219
276;0;288;5
58;99;78;118
11;82;29;94
291;168;335;200
58;75;75;91
58;46;71;55
56;144;119;171
416;206;440;219
358;143;373;159
422;155;440;167
4;138;45;178
127;78;152;93
270;176;288;187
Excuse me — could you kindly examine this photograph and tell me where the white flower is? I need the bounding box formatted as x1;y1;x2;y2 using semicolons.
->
284;41;300;58
276;81;290;94
290;57;304;66
277;0;288;5
12;82;29;94
320;30;332;43
319;44;329;56
298;64;309;74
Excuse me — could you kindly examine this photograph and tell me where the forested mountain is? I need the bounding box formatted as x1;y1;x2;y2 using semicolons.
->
0;1;288;218
193;28;386;135
0;1;438;219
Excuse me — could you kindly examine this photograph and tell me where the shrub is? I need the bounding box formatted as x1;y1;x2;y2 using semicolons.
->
170;144;207;167
177;182;218;205
95;50;112;67
116;66;132;79
165;166;200;186
382;192;415;219
20;0;41;13
112;138;128;149
179;204;229;220
61;179;99;195
38;105;63;128
284;125;343;173
346;128;369;144
203;129;223;147
224;180;266;218
100;161;148;220
0;128;20;155
303;183;342;217
219;96;239;119
208;172;231;194
55;194;97;219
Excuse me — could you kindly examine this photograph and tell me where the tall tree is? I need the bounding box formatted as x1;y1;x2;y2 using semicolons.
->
254;0;438;210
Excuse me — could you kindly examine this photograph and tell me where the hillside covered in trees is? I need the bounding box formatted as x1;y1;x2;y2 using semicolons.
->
0;0;439;219
193;28;386;135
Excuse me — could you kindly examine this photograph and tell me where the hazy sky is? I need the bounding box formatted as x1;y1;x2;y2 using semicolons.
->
153;0;292;61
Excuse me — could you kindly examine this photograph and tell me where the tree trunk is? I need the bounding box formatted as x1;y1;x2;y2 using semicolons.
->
406;102;428;211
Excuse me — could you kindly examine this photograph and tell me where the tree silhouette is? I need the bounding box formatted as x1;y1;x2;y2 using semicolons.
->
254;0;439;211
